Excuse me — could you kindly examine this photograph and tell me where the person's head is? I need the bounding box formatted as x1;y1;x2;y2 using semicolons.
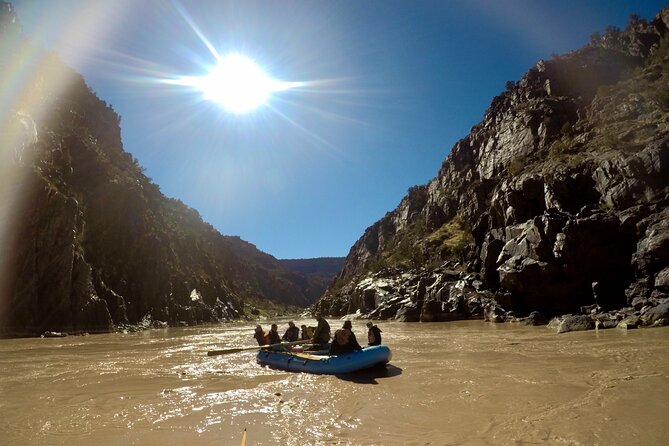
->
315;313;322;320
255;324;262;331
343;320;352;330
301;324;307;330
366;321;373;328
288;321;295;327
271;323;277;331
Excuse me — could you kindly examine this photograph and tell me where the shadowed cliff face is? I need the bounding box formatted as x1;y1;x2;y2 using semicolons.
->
0;6;340;338
315;9;669;325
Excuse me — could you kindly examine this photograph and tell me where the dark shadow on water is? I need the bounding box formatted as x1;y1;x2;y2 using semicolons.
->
335;363;403;385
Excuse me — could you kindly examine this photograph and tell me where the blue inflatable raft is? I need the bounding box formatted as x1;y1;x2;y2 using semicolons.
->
256;345;392;374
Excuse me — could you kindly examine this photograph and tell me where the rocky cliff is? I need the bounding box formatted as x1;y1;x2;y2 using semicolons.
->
0;5;336;338
314;10;669;330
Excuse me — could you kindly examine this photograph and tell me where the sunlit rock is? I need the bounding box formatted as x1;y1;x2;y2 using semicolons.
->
555;315;595;333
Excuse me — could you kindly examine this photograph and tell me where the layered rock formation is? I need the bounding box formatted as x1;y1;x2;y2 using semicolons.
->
0;6;341;338
315;10;669;330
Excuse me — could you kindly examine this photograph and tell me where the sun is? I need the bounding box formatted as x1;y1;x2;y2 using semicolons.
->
190;53;289;113
163;52;302;114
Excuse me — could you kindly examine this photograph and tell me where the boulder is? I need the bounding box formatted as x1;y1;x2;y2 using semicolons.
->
655;267;669;290
498;256;582;314
420;299;442;322
395;302;420;322
484;302;508;323
633;208;669;277
555;315;595;333
544;171;600;214
593;137;669;209
517;311;549;326
641;300;669;324
595;319;619;329
617;316;639;329
41;331;67;338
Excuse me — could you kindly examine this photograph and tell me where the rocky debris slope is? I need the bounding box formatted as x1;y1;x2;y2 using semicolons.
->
0;6;334;338
314;9;669;332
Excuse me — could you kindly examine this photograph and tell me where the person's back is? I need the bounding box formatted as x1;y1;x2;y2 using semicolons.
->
282;322;299;342
366;322;382;346
253;325;265;346
312;315;331;345
329;321;362;355
267;324;281;344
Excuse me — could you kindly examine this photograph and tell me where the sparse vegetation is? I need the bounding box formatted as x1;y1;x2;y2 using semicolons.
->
653;37;669;67
366;255;389;273
628;13;642;26
596;83;615;98
601;129;620;150
604;25;621;40
589;31;602;46
506;155;528;177
656;89;669;110
560;121;573;135
548;140;569;158
388;237;426;267
425;216;474;261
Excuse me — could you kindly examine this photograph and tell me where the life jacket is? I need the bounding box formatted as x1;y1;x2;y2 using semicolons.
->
335;328;352;345
267;330;281;344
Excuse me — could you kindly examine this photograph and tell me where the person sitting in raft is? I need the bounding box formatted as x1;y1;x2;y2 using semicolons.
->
254;325;265;346
300;324;314;340
282;321;299;342
366;321;382;346
329;320;362;355
267;323;281;344
311;313;331;347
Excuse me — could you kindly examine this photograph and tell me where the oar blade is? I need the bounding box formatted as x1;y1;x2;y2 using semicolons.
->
207;347;246;356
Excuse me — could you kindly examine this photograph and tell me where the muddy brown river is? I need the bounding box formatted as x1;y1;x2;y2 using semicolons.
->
1;320;668;445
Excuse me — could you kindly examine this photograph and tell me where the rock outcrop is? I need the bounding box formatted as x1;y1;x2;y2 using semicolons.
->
314;9;669;330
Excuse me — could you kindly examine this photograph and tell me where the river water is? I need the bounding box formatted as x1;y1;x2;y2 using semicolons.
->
1;320;668;445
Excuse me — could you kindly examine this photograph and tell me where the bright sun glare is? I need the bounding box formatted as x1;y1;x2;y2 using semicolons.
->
177;53;298;114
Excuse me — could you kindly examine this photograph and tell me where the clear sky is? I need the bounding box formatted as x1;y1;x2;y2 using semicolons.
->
11;0;667;259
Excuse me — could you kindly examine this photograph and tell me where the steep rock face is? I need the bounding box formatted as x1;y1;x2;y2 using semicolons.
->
1;167;112;335
0;14;335;338
316;9;669;323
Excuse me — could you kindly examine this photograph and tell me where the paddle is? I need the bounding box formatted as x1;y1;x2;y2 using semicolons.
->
207;339;308;356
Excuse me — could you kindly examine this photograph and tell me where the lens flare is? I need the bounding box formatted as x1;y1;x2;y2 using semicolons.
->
169;53;301;114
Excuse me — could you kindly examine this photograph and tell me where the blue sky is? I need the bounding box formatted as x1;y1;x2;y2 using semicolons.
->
11;0;668;259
